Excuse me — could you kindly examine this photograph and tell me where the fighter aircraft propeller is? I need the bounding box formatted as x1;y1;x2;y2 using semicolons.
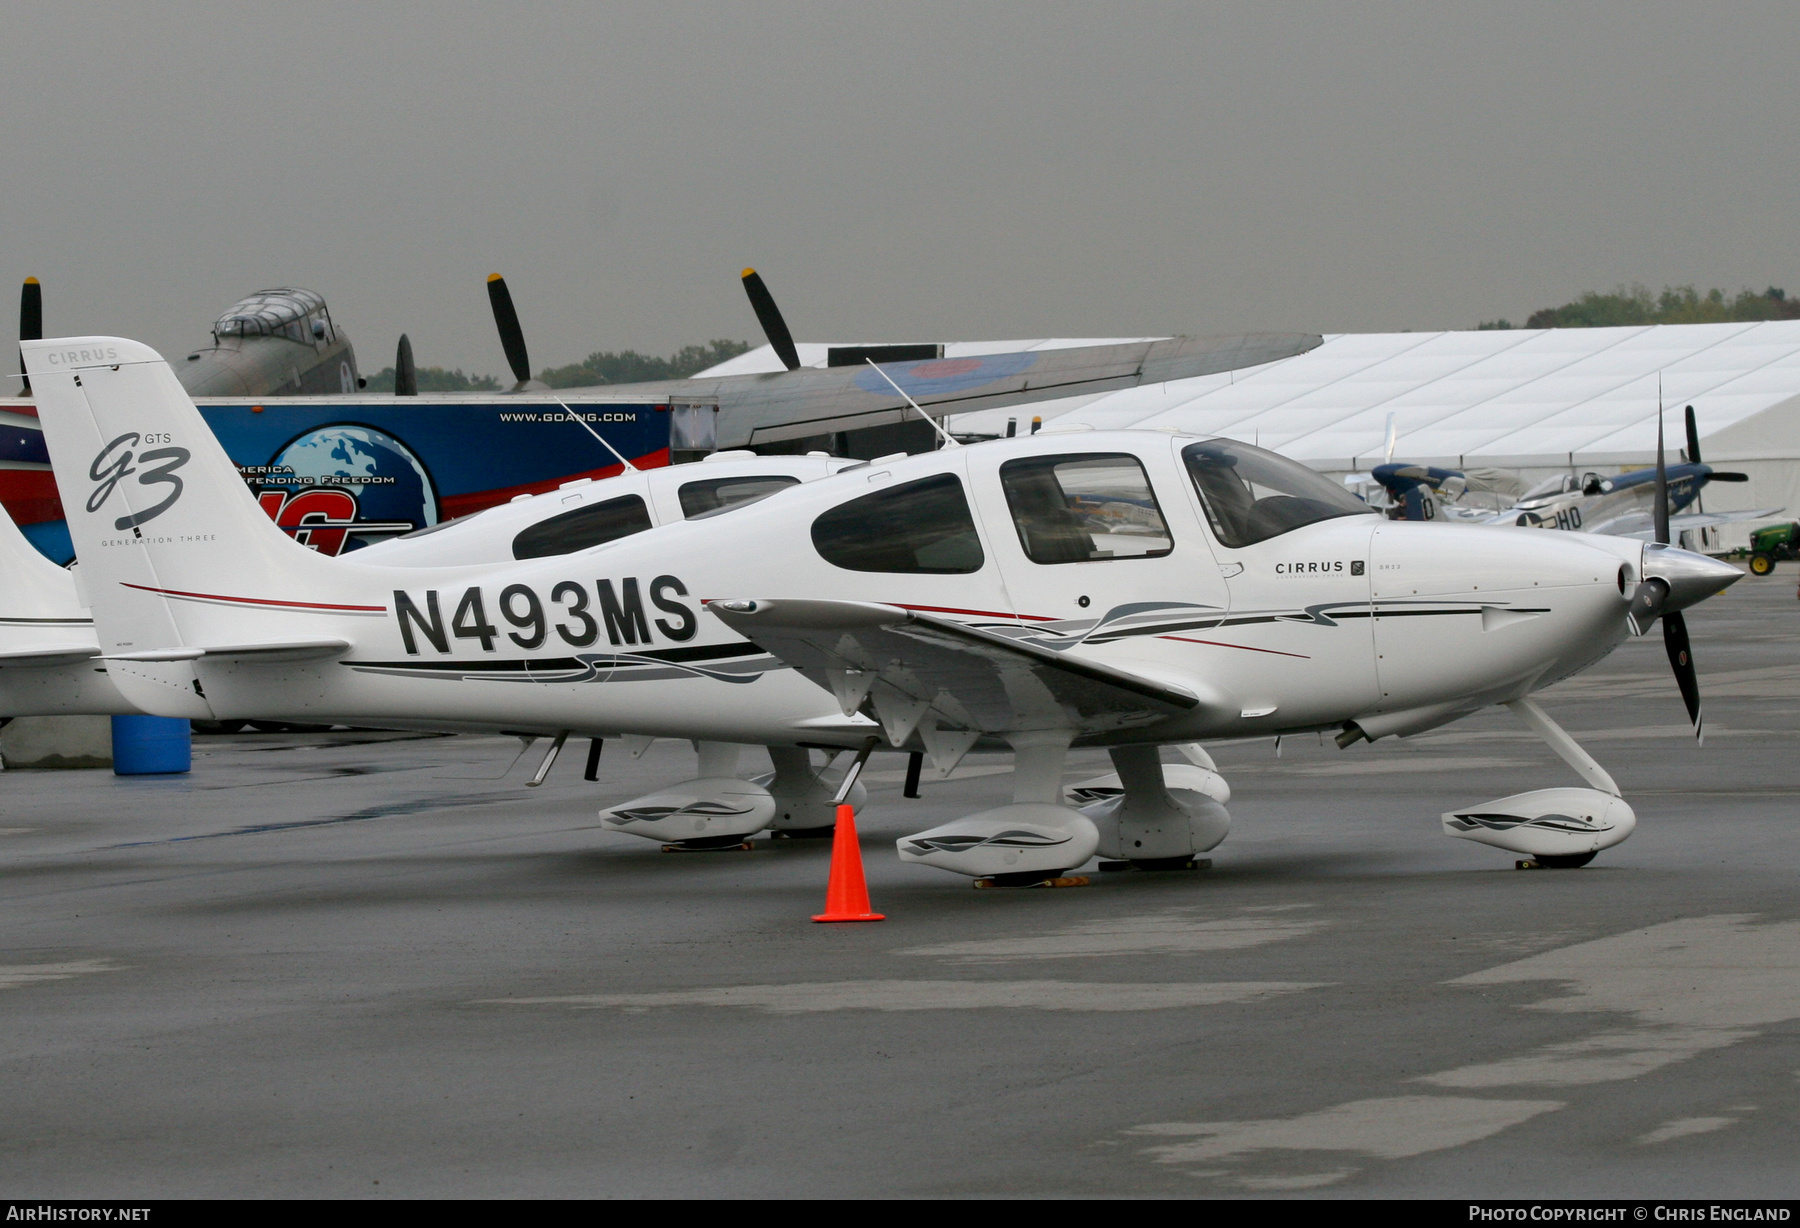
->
1683;403;1748;487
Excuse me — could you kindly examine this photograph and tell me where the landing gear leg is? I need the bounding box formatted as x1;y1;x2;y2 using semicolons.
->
1440;699;1635;865
1505;698;1619;795
762;746;866;839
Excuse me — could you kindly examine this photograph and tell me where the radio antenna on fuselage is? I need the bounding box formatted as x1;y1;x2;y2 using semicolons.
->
558;402;639;472
863;359;960;449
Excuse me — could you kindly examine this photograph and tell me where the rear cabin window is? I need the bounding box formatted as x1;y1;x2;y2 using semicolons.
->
678;474;801;519
511;494;653;560
999;453;1172;564
811;473;984;573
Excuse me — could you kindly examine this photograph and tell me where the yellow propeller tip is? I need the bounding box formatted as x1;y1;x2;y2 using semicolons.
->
486;273;503;283
22;276;38;285
741;268;756;279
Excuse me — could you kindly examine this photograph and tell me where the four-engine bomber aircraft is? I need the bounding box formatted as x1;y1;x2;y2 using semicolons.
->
23;337;1742;882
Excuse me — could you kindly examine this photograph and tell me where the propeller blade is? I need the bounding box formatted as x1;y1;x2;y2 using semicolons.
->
1626;577;1669;637
486;274;532;385
1383;411;1397;464
1685;404;1702;466
1653;402;1670;546
18;276;40;395
394;333;417;396
1663;610;1703;743
740;268;800;371
1706;472;1750;482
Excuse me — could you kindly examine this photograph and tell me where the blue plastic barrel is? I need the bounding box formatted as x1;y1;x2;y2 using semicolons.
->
111;715;192;775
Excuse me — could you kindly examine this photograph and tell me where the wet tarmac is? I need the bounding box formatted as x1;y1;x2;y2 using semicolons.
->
2;568;1797;1198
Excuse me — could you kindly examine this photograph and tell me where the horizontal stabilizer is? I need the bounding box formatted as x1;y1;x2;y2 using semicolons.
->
708;598;1200;743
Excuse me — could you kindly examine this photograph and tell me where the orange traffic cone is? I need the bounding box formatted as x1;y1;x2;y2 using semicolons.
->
811;803;885;922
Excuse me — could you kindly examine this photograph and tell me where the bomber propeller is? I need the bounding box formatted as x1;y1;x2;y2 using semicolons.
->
740;268;801;372
486;274;546;392
18;277;40;395
393;333;417;396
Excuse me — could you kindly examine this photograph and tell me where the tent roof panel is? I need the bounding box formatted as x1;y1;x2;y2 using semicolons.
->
1065;320;1800;467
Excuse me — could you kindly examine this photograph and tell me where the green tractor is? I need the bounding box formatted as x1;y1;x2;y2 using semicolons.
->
1747;522;1800;576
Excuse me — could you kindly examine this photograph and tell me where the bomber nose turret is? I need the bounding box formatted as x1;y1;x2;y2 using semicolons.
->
1642;543;1743;614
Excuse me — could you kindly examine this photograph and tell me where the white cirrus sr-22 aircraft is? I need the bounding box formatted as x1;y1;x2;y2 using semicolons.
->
22;337;1741;885
0;440;882;834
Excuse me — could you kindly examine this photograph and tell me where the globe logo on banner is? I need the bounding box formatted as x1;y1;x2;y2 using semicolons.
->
255;425;436;555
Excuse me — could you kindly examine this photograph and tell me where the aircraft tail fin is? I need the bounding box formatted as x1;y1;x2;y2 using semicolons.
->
20;339;381;711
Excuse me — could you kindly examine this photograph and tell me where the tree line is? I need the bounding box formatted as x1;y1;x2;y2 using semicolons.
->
1482;284;1800;330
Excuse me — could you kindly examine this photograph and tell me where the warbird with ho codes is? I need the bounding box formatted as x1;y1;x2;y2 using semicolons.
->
23;337;1742;883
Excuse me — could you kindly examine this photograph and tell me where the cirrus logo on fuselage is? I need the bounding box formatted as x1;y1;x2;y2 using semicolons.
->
87;432;192;531
1274;560;1365;576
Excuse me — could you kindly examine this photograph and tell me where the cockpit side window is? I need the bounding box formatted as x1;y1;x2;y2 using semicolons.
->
679;474;801;519
812;473;984;573
511;494;653;559
1183;440;1374;548
999;452;1172;564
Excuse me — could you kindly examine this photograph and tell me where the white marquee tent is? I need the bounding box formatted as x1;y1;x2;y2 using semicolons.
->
720;322;1800;546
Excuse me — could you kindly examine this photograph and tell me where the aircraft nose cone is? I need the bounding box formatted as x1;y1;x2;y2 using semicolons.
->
1642;543;1743;613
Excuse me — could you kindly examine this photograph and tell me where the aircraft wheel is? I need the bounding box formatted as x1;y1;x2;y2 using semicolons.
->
1749;553;1775;576
1527;851;1598;869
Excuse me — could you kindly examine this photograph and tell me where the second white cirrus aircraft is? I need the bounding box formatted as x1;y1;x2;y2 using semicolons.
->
23;336;1740;882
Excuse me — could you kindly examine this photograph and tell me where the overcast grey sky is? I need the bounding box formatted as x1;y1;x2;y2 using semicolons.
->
4;2;1797;377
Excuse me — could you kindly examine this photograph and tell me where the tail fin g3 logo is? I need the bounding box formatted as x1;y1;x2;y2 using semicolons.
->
87;433;191;530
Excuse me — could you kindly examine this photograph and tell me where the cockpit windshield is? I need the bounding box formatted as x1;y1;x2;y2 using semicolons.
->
1183;439;1375;548
213;288;329;344
1518;474;1577;504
